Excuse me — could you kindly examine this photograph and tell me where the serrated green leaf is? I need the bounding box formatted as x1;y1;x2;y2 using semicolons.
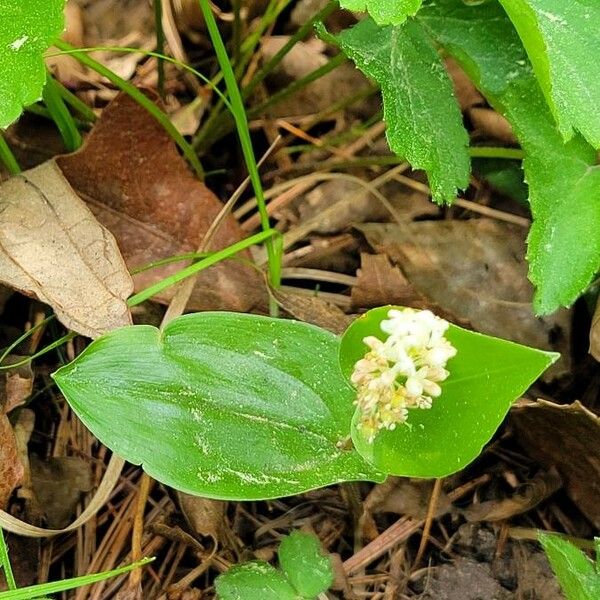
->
335;17;469;203
419;0;600;314
498;0;600;148
215;562;299;600
339;0;424;25
539;533;600;600
278;532;333;598
339;306;558;477
0;0;66;128
52;312;384;501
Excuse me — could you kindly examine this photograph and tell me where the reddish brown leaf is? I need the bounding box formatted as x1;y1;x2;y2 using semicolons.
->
57;92;266;312
0;413;22;509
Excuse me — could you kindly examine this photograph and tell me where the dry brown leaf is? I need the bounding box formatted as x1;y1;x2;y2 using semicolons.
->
0;161;133;338
363;478;452;520
511;399;600;528
177;491;226;548
462;469;562;522
352;253;427;311
30;456;94;528
272;288;352;334
1;358;33;414
356;219;570;378
469;107;517;145
57;92;266;312
0;413;22;509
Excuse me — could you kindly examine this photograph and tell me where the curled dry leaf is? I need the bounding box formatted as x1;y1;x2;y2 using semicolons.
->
177;491;226;548
511;399;600;528
0;161;133;338
356;219;570;378
57;92;266;312
462;468;562;522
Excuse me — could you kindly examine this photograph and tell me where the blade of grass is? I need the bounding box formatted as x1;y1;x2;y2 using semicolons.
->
197;0;280;300
55;80;97;122
43;72;82;151
127;228;278;306
0;528;17;590
0;558;154;600
52;40;204;179
0;134;20;175
154;0;165;99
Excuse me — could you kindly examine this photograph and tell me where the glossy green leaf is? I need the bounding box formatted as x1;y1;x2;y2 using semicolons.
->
419;0;600;314
539;533;600;600
0;0;66;128
339;0;423;25
498;0;600;148
52;312;384;501
339;307;558;477
335;17;469;203
215;562;298;600
278;532;333;598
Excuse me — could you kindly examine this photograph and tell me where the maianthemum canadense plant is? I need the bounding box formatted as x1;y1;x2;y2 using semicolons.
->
0;0;597;596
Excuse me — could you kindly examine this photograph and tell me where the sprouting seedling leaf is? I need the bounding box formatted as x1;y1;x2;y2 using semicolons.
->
339;0;424;25
278;531;333;599
52;312;384;501
334;17;470;203
497;0;600;149
339;306;558;477
0;0;66;129
539;533;600;600
215;562;299;600
215;531;333;600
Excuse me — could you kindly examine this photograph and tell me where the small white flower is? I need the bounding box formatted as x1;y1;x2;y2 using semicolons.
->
350;308;457;442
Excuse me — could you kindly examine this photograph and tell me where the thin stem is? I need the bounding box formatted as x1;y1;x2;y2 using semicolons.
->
154;0;166;99
0;528;17;590
43;72;82;151
127;229;277;306
197;0;279;295
0;333;76;371
53;40;204;179
0;315;55;366
469;146;524;160
0;134;20;175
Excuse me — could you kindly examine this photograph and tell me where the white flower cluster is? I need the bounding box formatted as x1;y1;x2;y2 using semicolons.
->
351;308;457;443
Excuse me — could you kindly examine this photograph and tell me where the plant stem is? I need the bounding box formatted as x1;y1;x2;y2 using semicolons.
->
43;72;82;151
154;0;166;99
0;135;20;175
197;0;280;299
53;40;204;179
0;528;17;590
127;229;277;306
469;146;524;160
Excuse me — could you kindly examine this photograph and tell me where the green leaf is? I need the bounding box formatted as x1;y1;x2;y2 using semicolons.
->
335;17;470;203
215;562;298;600
539;533;600;600
278;532;333;598
339;0;424;25
497;0;600;148
339;306;558;477
52;312;384;501
0;0;66;128
419;0;600;314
